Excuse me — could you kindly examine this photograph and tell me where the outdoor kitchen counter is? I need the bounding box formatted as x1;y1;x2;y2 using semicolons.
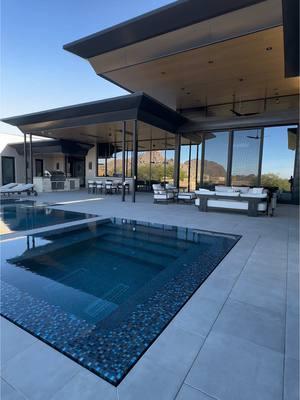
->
33;177;80;193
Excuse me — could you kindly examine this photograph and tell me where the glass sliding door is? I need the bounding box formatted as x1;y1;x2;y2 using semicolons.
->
189;143;198;191
179;144;190;190
35;159;44;177
203;132;229;188
165;148;175;185
179;140;202;191
196;143;202;189
261;125;297;202
231;129;261;187
1;156;15;185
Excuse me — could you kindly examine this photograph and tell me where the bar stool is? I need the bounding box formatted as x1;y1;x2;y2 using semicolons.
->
87;180;96;193
95;181;104;193
105;180;113;194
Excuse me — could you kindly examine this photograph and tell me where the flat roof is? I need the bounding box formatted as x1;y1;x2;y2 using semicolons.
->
63;0;265;59
1;93;187;142
10;140;93;156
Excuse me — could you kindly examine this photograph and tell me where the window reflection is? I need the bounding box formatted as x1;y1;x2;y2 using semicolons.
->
179;144;190;190
203;132;228;187
261;126;297;193
231;129;261;186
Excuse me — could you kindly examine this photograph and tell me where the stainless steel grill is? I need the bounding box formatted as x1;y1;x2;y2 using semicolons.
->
44;170;66;190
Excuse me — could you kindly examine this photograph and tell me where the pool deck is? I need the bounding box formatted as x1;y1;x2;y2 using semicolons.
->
1;191;299;400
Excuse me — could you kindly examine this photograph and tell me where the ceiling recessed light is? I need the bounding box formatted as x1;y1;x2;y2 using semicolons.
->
266;46;272;51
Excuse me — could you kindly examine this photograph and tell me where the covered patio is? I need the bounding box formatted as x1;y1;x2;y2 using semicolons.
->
2;92;191;202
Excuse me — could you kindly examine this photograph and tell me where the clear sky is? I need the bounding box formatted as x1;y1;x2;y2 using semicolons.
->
0;1;296;179
0;0;173;135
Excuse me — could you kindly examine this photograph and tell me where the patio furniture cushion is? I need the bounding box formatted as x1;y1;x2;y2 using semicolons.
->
240;192;267;198
215;186;236;193
153;184;163;191
195;190;216;195
154;193;174;200
249;187;264;194
215;191;240;197
232;186;250;193
178;192;196;199
165;184;177;190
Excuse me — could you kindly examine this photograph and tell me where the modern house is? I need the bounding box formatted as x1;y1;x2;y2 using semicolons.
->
1;0;299;202
0;134;94;188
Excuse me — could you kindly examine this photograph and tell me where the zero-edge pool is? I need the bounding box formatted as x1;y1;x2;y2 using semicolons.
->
0;200;95;235
0;218;240;385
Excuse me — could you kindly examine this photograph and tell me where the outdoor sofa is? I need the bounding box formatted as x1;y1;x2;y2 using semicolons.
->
195;186;270;216
152;183;176;203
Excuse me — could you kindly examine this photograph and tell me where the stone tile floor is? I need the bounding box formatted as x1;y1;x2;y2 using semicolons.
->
1;191;299;400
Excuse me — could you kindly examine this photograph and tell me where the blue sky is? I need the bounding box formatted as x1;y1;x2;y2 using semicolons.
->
0;1;296;178
0;0;173;134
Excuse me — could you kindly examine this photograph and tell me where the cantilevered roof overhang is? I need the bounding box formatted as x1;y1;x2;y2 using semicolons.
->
10;140;93;156
1;93;187;144
64;0;268;60
64;0;299;110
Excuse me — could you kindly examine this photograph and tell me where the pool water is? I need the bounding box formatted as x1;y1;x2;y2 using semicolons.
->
1;219;240;385
0;201;95;234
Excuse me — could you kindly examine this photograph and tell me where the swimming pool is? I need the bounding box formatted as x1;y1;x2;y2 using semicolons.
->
1;218;240;385
0;200;95;234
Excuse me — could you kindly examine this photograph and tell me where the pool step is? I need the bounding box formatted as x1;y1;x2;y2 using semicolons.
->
102;225;190;251
103;234;180;258
94;239;168;269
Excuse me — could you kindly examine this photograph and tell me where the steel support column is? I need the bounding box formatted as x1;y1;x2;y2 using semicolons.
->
132;120;138;203
174;134;181;188
200;134;205;187
226;131;234;186
187;142;192;192
122;121;126;202
23;133;28;184
95;143;98;177
29;134;33;183
257;128;264;186
195;143;199;189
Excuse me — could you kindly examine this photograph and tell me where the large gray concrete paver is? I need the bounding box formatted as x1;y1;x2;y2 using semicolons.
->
1;318;38;366
2;340;80;400
285;305;300;361
283;357;300;400
117;356;183;400
229;273;286;315
185;331;284;400
176;384;217;400
212;298;285;353
1;379;26;400
49;370;117;400
170;296;223;338
143;324;204;376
